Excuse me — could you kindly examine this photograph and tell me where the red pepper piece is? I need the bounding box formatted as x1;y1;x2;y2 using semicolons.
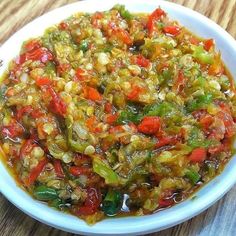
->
25;158;48;186
159;198;174;208
163;25;181;36
109;125;124;134
35;77;51;86
59;22;68;30
76;187;101;216
173;70;186;93
106;113;118;125
57;63;71;75
75;68;87;81
104;102;113;113
138;116;161;135
24;39;41;52
86;116;102;133
127;85;144;101
109;23;133;45
53;159;65;178
30;109;44;119
19;139;37;159
16;106;33;120
134;55;150;68
147;8;166;34
84;86;103;101
189;147;207;163
17;47;53;64
155;136;177;148
204;39;214;51
69;166;92;176
91;12;103;28
1;122;24;139
47;86;67;116
199;115;214;129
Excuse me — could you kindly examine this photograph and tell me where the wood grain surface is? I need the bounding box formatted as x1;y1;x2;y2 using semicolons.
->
0;0;236;235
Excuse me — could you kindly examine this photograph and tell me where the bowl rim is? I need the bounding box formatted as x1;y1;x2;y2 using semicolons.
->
0;0;236;235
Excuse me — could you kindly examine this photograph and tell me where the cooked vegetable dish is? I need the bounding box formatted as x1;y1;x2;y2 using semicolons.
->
0;5;236;224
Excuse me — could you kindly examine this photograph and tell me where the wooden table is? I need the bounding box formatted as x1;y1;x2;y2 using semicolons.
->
0;0;236;235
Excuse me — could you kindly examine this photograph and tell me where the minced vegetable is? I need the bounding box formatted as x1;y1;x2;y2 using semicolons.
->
0;5;236;224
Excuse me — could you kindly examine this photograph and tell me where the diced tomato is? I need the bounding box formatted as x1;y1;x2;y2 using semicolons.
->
47;86;67;116
25;158;48;186
204;39;214;51
53;159;65;178
147;8;166;34
138;116;161;135
69;166;92;176
134;55;150;68
104;102;113;113
163;25;181;36
189;147;207;163
84;86;102;102
35;77;51;86
75;68;87;81
59;22;68;30
127;85;144;101
76;187;101;216
106;113;118;125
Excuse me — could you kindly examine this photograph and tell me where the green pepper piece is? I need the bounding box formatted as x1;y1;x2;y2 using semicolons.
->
185;169;201;185
116;108;142;125
33;185;58;201
93;156;125;185
144;102;176;117
192;45;214;64
0;85;6;102
79;40;89;52
114;4;132;20
50;198;64;209
186;94;213;112
66;117;89;153
103;44;113;53
102;189;123;216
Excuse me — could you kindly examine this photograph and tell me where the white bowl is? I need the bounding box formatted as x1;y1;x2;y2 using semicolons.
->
0;0;236;235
